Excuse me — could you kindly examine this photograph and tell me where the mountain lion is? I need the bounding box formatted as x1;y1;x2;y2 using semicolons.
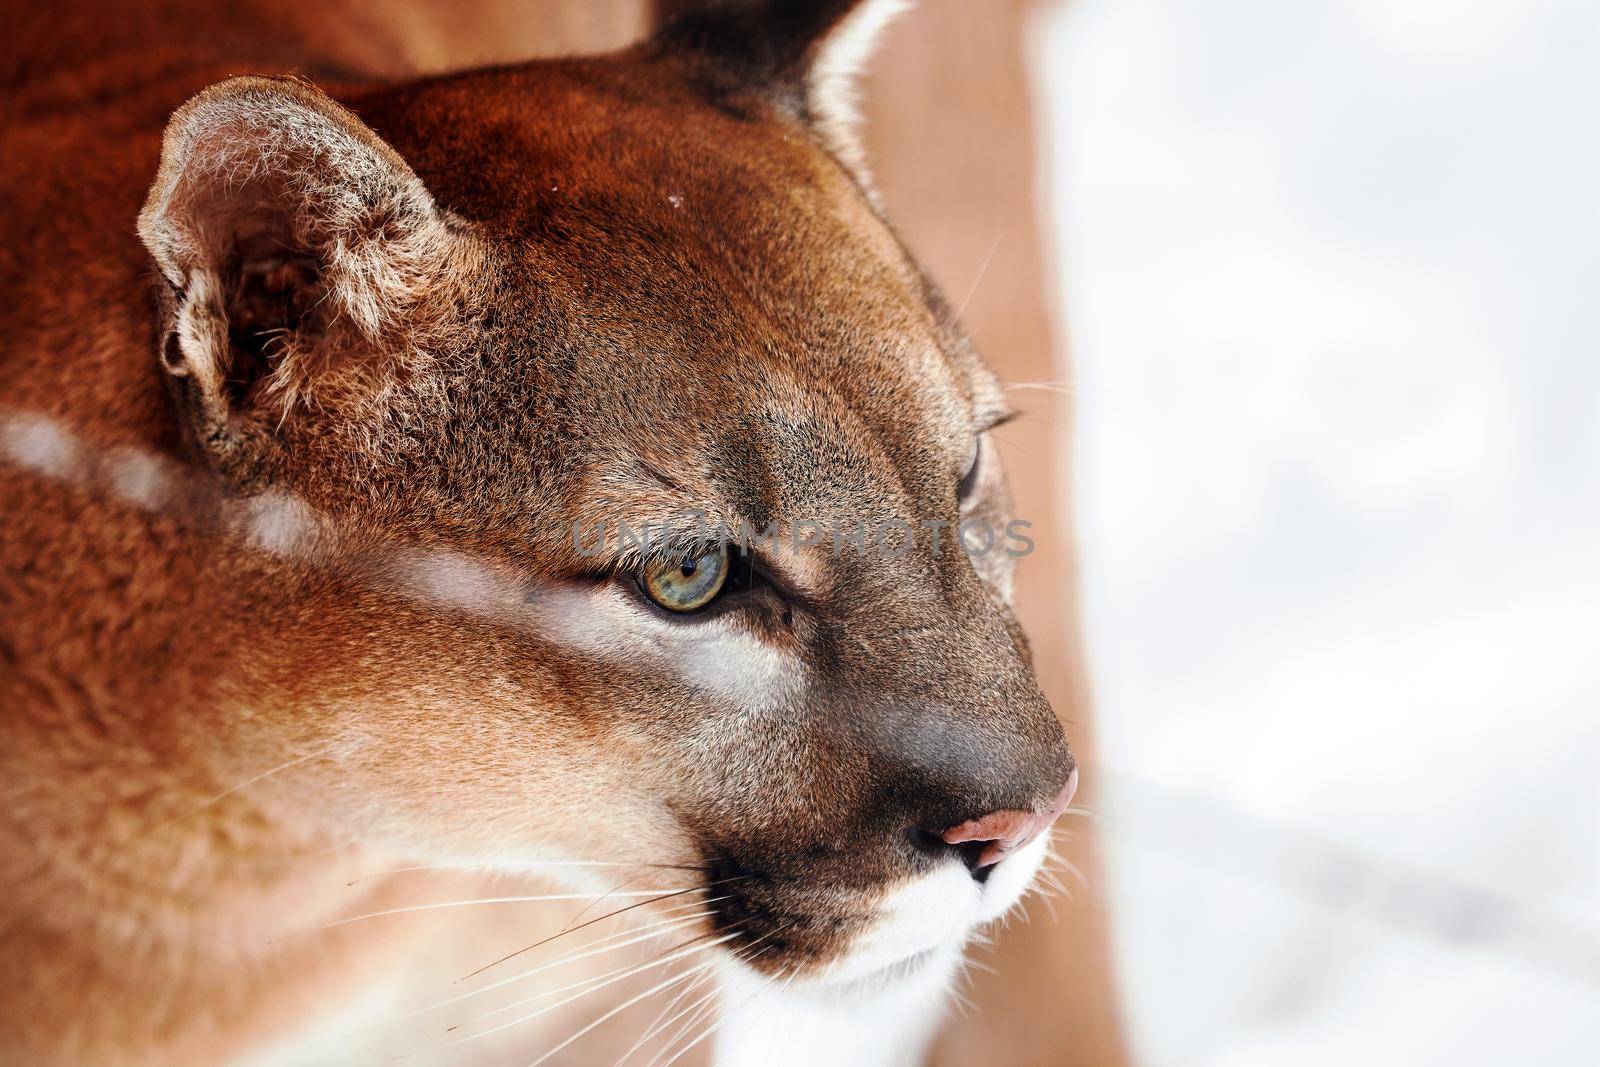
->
0;0;1079;1063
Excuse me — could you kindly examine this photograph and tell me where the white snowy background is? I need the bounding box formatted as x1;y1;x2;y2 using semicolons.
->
1033;0;1600;1062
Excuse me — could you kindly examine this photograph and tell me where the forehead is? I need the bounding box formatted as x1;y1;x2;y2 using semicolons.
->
367;57;1000;526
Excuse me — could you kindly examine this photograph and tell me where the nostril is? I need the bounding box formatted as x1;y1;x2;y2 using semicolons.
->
905;825;1000;883
904;825;946;856
957;841;996;883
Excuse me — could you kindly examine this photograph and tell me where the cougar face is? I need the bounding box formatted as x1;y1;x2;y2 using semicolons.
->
131;0;1074;1003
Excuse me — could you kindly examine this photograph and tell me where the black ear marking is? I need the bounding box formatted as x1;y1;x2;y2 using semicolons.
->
654;0;908;173
657;0;875;89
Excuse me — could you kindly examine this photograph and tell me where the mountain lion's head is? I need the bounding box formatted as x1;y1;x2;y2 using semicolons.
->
134;0;1075;1007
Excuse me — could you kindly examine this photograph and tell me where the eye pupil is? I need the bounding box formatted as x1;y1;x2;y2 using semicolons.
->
639;544;732;613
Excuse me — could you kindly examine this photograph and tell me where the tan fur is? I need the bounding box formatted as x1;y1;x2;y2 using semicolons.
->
0;2;1075;1063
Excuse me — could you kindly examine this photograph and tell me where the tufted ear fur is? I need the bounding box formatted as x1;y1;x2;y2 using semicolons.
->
655;0;909;178
137;76;467;446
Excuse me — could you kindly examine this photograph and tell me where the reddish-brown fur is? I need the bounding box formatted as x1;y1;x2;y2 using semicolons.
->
1;2;1075;1062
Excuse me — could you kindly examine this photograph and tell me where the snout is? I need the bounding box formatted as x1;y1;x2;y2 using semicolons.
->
696;602;1078;978
698;765;1079;987
883;686;1077;884
699;755;1078;977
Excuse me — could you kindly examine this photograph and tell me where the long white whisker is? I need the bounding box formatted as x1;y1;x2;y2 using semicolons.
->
769;964;803;1067
1036;863;1072;896
639;936;779;1067
1004;382;1078;399
412;908;713;1015
456;930;721;1028
282;889;702;940
652;965;768;1067
964;955;999;977
617;969;718;1067
947;978;977;1016
1034;876;1065;918
136;749;324;840
347;860;697;885
432;934;735;1051
1055;804;1101;820
519;956;729;1067
1052;855;1088;890
954;236;1001;321
641;981;722;1067
554;870;662;939
647;928;787;1067
457;889;729;982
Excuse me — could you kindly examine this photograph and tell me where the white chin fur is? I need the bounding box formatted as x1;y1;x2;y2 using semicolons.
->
712;948;957;1067
711;833;1051;1067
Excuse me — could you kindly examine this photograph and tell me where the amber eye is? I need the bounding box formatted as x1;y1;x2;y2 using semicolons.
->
639;545;732;613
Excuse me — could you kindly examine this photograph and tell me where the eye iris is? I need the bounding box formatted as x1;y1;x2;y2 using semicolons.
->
642;545;730;612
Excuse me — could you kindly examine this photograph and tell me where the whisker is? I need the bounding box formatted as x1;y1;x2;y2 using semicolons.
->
134;749;325;841
456;885;740;982
518;954;730;1067
276;889;702;942
639;964;745;1067
651;960;769;1067
954;235;1002;321
1055;803;1101;821
770;963;803;1065
1033;872;1068;915
1036;865;1071;894
650;990;721;1067
414;907;714;1015
347;860;702;886
1051;854;1088;891
638;939;777;1067
644;976;729;1067
457;893;702;984
947;981;977;1016
647;928;788;1067
443;933;733;1044
723;960;801;1067
408;941;732;1060
964;955;999;977
617;968;719;1066
1003;380;1077;397
554;872;646;938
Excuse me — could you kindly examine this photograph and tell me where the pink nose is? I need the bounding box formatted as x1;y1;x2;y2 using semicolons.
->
939;767;1079;871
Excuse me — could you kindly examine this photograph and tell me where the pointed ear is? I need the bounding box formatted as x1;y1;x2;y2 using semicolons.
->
137;76;465;447
655;0;909;176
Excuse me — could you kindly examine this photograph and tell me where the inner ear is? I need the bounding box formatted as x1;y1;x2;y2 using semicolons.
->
139;75;453;429
222;229;323;408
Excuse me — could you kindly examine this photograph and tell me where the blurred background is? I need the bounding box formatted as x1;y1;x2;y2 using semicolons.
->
1035;0;1600;1063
